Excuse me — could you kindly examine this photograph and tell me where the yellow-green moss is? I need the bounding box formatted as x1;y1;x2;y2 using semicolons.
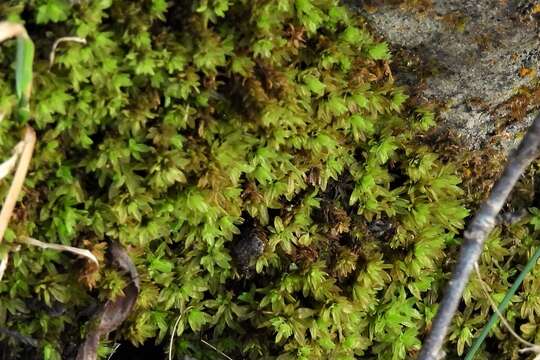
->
5;1;535;359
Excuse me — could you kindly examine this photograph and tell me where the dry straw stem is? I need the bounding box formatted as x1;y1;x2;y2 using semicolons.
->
0;252;8;281
49;36;87;68
19;236;99;268
418;113;540;360
168;313;184;360
168;307;234;360
0;141;25;180
106;344;121;360
0;22;28;43
200;339;234;360
168;306;192;360
0;127;36;245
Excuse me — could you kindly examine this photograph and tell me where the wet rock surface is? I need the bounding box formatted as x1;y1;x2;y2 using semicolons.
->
348;0;540;149
231;220;266;274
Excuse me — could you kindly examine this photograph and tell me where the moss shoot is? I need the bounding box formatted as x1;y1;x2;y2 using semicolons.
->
0;1;538;360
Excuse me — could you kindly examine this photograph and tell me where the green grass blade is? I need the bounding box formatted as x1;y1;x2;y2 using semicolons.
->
465;245;540;359
15;35;34;122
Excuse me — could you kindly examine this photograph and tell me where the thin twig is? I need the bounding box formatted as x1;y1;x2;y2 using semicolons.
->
0;326;38;347
19;236;99;267
418;113;540;360
200;339;234;360
0;127;36;245
49;36;87;69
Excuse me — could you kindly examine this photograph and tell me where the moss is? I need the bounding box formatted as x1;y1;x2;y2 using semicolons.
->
0;1;535;360
492;83;540;131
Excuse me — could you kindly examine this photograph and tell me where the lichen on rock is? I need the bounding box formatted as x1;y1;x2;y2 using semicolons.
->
353;0;540;150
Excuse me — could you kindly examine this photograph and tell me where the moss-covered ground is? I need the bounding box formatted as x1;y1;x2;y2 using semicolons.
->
0;1;540;359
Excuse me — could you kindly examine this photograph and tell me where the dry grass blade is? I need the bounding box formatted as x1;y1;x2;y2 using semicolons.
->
0;141;25;181
200;339;234;360
20;236;99;267
0;252;8;281
49;36;87;68
0;22;28;42
168;313;184;360
0;154;19;181
106;343;120;360
0;127;36;245
168;306;193;360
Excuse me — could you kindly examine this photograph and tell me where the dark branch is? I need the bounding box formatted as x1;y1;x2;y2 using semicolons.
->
0;327;38;347
418;113;540;360
76;242;140;360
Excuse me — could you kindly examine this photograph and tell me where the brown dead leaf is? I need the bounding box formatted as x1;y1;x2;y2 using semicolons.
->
76;242;139;360
79;241;107;289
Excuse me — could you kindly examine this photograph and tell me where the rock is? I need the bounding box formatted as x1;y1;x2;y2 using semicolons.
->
231;221;266;274
348;0;540;149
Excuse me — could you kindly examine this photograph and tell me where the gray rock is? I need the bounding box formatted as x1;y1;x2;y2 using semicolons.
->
348;0;540;149
232;222;266;274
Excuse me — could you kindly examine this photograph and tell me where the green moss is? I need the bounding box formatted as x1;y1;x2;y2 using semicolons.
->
4;1;529;359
